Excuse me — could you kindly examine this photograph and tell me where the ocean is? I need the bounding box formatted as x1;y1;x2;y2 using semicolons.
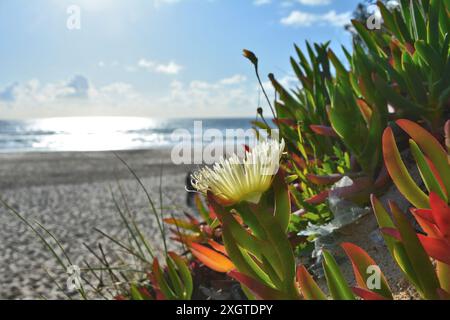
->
0;117;257;153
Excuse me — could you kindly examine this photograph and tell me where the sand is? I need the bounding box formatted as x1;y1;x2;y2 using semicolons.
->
0;149;196;299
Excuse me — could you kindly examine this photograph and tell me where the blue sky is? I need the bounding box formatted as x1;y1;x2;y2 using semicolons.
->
0;0;361;119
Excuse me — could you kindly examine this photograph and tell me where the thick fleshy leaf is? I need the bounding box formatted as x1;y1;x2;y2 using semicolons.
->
228;271;288;300
305;190;329;204
356;99;373;124
429;192;450;239
410;208;441;238
322;250;355;300
168;252;193;299
166;256;185;298
341;242;393;299
417;235;450;265
207;240;227;256
437;288;450;300
409;140;448;202
425;158;447;197
296;265;327;300
371;195;422;288
221;223;271;285
390;201;440;299
396;119;450;197
163;218;199;232
194;194;213;224
272;118;298;128
381;227;401;240
306;174;343;186
309;125;338;137
371;195;398;253
352;287;388;300
273;170;291;232
152;259;175;300
210;197;262;258
250;202;297;292
382;127;429;208
189;242;234;273
207;203;218;220
437;262;450;293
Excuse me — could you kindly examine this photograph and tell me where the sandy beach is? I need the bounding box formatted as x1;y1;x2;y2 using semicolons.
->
0;149;195;299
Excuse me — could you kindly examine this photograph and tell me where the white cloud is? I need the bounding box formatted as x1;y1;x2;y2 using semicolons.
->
137;59;183;75
281;9;351;27
161;75;256;116
0;76;143;118
281;11;317;26
155;61;183;75
219;74;247;85
0;74;260;118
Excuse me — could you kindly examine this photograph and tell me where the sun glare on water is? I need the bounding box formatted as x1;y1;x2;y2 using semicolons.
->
28;117;162;152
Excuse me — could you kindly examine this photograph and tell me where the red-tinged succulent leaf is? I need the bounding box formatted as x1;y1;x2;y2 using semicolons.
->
410;140;448;202
138;287;154;300
273;118;298;128
382;127;429;208
183;212;200;225
404;42;415;55
296;265;327;300
305;190;329;204
356;99;373;124
390;201;441;299
411;208;436;225
151;259;172;300
352;287;388;300
306;173;343;186
291;153;307;170
114;295;127;300
425;158;447;197
171;233;204;244
207;240;228;256
341;242;392;299
163;218;199;232
309;125;338;137
411;208;441;238
189;242;234;273
371;195;397;253
207;203;218;220
429;192;450;239
381;227;402;240
417;235;450;265
437;288;450;300
396;119;450;197
228;271;288;300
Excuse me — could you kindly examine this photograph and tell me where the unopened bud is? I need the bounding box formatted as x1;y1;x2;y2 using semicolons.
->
243;49;258;67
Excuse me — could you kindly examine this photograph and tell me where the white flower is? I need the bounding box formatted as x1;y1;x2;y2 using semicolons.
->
191;139;285;205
